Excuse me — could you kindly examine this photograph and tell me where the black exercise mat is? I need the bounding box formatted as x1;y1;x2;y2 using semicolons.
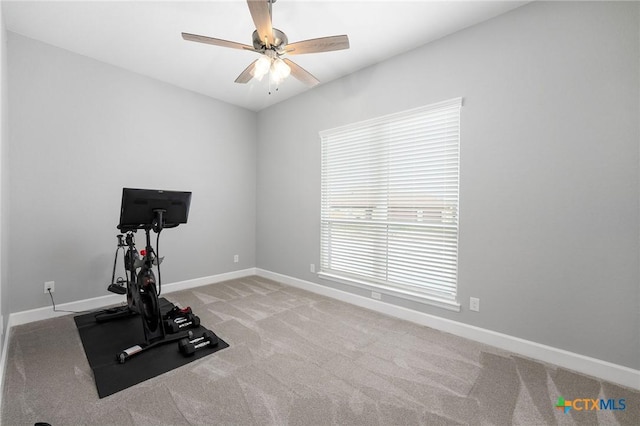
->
74;298;229;398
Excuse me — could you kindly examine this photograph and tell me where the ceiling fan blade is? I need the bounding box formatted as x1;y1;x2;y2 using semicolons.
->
247;0;274;47
286;35;350;55
235;60;258;84
283;58;320;87
182;32;255;51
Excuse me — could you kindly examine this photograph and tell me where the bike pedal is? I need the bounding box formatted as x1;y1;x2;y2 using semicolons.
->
108;284;127;295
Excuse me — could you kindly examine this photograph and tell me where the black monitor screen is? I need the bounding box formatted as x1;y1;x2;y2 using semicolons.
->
118;188;192;231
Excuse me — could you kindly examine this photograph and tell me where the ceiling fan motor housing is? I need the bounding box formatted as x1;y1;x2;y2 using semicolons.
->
252;28;288;54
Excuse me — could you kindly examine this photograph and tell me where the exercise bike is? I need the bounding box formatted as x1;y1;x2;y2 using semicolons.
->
95;188;193;363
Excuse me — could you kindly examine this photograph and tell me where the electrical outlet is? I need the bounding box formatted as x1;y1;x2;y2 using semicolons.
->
310;263;315;273
234;254;239;263
371;291;382;300
470;297;480;312
44;281;55;294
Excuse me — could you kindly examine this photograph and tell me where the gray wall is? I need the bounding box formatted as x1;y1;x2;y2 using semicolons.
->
0;3;8;336
7;33;257;312
256;1;640;369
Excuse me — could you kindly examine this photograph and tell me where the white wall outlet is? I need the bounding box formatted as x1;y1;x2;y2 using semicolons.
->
371;291;382;300
310;263;316;273
234;254;239;263
470;297;480;312
44;281;55;294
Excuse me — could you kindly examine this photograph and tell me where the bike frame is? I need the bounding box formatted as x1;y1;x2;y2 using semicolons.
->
124;227;165;344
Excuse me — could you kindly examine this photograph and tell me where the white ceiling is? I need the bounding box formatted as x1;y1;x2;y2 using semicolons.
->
3;0;528;111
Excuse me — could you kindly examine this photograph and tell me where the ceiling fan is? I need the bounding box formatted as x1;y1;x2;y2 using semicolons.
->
182;0;349;89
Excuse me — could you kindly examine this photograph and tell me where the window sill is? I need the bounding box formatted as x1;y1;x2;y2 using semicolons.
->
318;271;461;312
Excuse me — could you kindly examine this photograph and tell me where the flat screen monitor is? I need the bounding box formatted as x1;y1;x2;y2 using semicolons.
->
118;188;192;231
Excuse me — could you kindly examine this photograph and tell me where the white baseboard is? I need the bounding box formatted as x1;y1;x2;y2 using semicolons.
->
8;268;257;327
162;268;257;295
256;268;640;390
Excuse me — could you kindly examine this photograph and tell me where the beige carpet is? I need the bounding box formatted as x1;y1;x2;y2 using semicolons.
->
2;276;638;425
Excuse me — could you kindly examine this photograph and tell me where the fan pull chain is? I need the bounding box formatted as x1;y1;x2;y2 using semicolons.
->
268;73;280;95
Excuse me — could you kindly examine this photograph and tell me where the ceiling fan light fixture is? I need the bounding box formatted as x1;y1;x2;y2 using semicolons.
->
270;58;291;84
251;55;271;80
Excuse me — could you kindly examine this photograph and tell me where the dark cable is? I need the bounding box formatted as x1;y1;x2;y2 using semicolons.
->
48;289;89;314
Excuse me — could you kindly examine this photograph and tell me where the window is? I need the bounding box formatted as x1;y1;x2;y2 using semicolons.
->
319;98;462;311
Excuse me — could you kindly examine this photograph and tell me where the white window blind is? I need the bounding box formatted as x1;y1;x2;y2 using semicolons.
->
320;98;462;310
